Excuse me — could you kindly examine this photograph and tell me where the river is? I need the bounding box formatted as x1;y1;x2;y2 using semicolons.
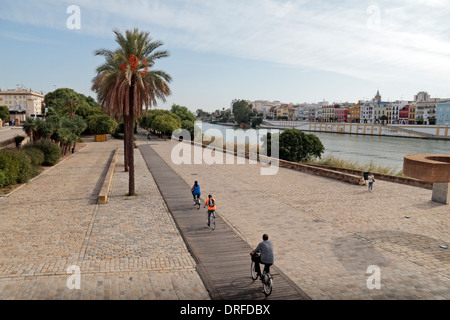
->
198;122;450;172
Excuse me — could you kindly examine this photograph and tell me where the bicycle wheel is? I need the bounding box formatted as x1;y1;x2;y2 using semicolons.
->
197;199;200;210
263;274;273;296
251;261;258;280
211;212;216;230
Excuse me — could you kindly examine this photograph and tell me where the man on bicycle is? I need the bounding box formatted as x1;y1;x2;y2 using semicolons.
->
203;194;216;227
191;181;201;203
250;234;274;279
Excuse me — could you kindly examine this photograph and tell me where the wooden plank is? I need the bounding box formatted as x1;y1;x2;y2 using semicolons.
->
140;144;310;300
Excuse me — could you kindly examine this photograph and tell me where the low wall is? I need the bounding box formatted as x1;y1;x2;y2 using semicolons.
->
308;164;433;189
98;148;120;204
0;136;31;149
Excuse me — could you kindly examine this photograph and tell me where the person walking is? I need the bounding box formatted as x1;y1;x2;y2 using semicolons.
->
203;194;216;227
368;172;375;191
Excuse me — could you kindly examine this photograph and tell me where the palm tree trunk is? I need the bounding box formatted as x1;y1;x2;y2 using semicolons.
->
127;78;136;196
123;114;129;172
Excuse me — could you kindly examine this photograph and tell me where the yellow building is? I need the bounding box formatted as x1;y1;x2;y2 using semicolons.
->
347;102;361;123
0;88;44;124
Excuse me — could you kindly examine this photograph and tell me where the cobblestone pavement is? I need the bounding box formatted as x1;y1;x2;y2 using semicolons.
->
0;137;209;300
148;138;450;300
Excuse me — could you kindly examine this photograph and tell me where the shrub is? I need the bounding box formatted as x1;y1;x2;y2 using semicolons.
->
31;140;62;166
13;150;33;183
0;170;8;188
0;149;33;186
0;149;20;186
88;114;117;134
23;147;45;166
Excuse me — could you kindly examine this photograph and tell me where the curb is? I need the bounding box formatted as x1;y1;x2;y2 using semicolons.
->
98;148;120;204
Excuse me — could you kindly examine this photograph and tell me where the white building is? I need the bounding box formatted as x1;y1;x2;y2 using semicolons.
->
360;101;376;124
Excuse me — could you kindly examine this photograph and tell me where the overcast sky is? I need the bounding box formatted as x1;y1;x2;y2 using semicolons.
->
1;0;450;112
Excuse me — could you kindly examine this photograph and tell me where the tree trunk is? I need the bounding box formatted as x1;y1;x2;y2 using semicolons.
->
123;114;129;172
127;79;136;196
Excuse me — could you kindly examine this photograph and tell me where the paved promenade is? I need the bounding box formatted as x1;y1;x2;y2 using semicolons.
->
147;137;450;300
1;131;449;300
0;136;209;299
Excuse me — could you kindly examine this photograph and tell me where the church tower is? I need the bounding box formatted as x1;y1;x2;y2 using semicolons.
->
373;90;381;102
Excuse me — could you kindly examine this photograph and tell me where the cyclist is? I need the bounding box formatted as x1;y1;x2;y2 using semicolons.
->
191;181;201;204
250;234;274;279
203;194;216;227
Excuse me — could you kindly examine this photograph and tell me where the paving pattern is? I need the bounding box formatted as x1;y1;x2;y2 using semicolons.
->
0;137;209;300
148;136;450;300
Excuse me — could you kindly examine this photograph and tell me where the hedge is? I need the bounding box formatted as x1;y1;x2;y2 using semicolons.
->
0;149;33;187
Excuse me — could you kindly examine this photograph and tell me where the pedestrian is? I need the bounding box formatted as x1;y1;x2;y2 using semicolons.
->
368;172;375;191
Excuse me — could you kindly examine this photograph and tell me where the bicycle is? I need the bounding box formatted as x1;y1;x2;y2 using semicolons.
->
193;194;201;210
250;251;273;296
209;210;216;230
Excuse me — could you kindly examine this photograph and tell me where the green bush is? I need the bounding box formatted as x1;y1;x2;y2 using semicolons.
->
88;114;117;134
14;150;33;183
31;140;62;166
0;170;8;188
0;149;33;187
23;147;45;166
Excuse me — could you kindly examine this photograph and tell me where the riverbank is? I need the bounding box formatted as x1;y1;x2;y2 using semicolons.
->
261;121;450;140
199;122;449;172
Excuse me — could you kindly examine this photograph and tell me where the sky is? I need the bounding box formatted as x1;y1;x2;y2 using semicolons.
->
1;0;450;112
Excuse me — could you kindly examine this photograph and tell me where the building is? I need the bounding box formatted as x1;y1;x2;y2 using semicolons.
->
399;105;410;124
408;103;417;124
0;87;44;124
436;102;450;126
414;91;431;102
335;107;349;123
347;102;361;123
388;100;409;124
361;101;376;124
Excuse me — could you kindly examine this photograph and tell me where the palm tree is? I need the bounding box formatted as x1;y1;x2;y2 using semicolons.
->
92;28;172;196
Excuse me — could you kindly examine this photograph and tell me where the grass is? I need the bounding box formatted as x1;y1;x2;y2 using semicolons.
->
308;154;405;176
201;135;260;154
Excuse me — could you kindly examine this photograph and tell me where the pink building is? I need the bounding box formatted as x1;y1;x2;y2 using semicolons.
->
399;105;409;124
335;108;349;123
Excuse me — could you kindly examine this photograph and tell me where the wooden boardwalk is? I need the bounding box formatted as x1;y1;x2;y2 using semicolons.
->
140;143;310;300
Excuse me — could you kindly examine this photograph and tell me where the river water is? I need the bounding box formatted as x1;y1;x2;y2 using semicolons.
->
198;122;450;172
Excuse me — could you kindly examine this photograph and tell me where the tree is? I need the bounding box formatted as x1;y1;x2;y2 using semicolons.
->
0;105;9;123
171;104;196;123
88;114;117;135
151;113;181;138
279;129;324;162
262;129;324;162
232;100;251;124
92;28;172;196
